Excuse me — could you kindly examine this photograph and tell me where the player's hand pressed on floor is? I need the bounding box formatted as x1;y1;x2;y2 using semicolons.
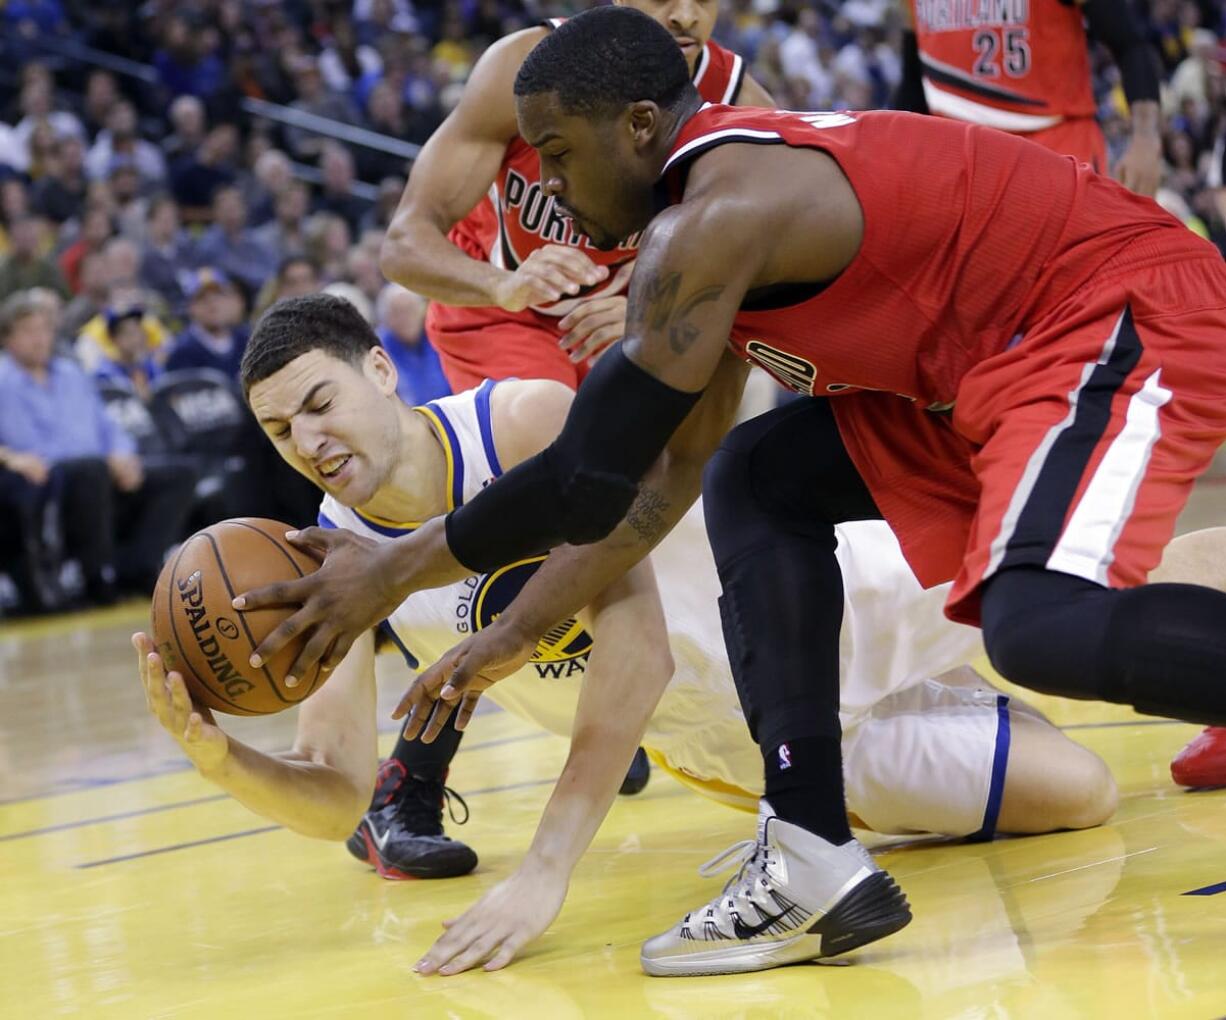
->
415;863;569;975
493;245;609;312
232;526;406;686
393;616;539;740
557;295;626;363
133;632;229;774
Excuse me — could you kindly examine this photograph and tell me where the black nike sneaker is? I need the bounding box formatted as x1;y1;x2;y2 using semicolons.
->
619;746;652;796
346;759;478;880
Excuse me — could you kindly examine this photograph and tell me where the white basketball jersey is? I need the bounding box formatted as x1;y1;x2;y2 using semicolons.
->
319;382;985;796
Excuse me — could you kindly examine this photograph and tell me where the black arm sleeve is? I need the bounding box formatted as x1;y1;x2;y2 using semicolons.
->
1081;0;1161;106
892;31;930;113
444;344;703;572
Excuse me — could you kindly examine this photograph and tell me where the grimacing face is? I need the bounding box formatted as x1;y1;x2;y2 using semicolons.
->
518;92;661;251
617;0;718;74
247;347;402;506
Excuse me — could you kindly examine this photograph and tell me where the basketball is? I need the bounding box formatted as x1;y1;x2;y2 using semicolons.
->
150;518;325;716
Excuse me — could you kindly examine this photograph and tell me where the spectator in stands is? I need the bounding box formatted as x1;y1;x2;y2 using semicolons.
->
166;268;247;378
108;158;148;239
1;178;32;236
169;123;239;224
0;215;68;300
252;254;320;318
320;17;383;96
360;174;405;234
77;280;171;374
153;13;227;103
346;242;386;308
11;77;84;174
85;101;167;188
354;0;419;47
285;55;360;162
57;204;113;295
79;71;121;140
30;135;86;225
59;250;110;343
302;210;351;282
162;95;208;164
313;142;368;235
138;194;192;310
376;284;450;405
0;291;195;604
358;81;417;181
192;184;275;295
244;148;293;227
252;180;310;263
92;304;163;398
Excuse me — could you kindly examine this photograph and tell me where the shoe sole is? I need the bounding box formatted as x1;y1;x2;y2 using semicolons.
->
641;872;912;977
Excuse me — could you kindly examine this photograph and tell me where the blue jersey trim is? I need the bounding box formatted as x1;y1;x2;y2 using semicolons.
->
318;511;337;529
378;620;420;671
424;399;466;508
968;695;1011;843
475;379;503;478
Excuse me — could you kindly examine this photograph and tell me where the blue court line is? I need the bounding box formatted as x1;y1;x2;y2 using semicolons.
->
0;793;228;843
1183;881;1226;896
75;825;282;868
0;730;550;808
73;777;557;870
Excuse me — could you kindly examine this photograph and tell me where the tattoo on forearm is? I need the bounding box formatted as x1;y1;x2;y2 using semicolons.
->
626;486;671;544
635;272;726;356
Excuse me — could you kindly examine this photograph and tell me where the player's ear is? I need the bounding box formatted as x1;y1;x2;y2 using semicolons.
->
628;101;660;149
365;345;399;397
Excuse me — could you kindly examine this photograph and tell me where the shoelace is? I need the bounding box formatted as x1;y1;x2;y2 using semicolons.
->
685;837;779;938
396;774;471;833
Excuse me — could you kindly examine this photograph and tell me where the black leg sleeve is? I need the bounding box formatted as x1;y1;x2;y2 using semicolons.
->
982;566;1226;725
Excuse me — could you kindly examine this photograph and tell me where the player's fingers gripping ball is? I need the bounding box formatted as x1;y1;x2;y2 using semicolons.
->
150;518;327;716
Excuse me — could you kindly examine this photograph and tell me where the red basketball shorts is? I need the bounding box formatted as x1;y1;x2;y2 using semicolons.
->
945;253;1226;624
1026;117;1109;174
426;302;591;392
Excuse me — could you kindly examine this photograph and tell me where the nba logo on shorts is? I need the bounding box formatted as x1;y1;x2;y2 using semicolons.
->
778;743;792;770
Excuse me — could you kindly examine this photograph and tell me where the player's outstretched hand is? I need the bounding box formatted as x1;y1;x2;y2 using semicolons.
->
415;864;569;976
1114;133;1162;197
393;617;539;741
232;526;407;686
494;245;609;312
557;294;626;363
134;632;229;774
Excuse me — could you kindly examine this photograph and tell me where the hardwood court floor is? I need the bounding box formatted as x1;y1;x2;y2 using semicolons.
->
3;474;1226;1019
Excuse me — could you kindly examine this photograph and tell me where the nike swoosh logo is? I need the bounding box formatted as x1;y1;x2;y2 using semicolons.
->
731;906;795;939
370;823;393;852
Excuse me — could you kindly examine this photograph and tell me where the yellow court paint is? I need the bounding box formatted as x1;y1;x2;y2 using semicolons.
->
3;476;1226;1019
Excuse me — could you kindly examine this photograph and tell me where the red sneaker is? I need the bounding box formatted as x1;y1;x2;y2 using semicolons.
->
1171;727;1226;788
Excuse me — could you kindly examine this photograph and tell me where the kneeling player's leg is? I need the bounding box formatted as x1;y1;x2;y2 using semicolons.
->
842;671;1116;838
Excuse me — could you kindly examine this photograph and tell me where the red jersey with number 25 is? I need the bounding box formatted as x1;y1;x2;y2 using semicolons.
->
911;0;1096;131
446;28;747;319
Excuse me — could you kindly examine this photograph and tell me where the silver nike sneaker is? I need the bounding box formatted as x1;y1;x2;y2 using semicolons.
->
640;800;911;977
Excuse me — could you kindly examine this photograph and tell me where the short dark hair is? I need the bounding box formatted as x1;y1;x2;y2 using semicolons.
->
514;7;693;118
240;293;379;394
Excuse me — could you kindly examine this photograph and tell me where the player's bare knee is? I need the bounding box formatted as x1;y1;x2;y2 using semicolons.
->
1059;753;1118;829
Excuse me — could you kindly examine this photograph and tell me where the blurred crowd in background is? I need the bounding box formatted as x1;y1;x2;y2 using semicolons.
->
1;0;1225;615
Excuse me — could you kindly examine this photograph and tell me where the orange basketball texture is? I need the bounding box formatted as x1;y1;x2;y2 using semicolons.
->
151;518;325;716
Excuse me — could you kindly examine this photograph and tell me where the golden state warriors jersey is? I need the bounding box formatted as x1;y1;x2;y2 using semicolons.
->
319;383;984;797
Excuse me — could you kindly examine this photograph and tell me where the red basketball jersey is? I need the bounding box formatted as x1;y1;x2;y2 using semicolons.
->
911;0;1096;131
661;105;1186;407
662;105;1211;586
447;30;747;318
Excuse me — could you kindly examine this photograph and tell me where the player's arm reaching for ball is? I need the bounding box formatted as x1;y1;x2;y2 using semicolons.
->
415;559;673;975
379;28;609;312
133;630;377;840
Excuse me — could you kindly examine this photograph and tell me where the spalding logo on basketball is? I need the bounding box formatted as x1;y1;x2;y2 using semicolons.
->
473;557;592;664
151;518;326;716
